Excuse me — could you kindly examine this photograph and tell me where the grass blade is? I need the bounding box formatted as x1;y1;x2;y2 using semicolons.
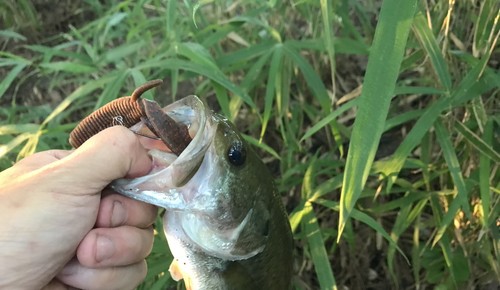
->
338;0;417;237
0;124;39;135
242;134;281;160
0;30;27;41
316;198;408;260
135;58;255;109
41;74;116;127
212;81;231;118
289;200;306;233
387;199;427;284
285;38;369;55
0;133;31;158
166;0;177;39
283;43;330;113
454;119;500;163
17;132;40;160
474;0;497;53
240;49;274;91
435;119;471;219
433;119;471;245
215;41;276;67
0;63;27;99
320;0;336;97
301;85;439;141
101;41;145;64
130;69;154;100
393;86;442;95
303;203;337;290
176;42;218;69
95;70;131;109
260;46;283;142
472;96;488;132
479;119;493;227
25;44;93;63
412;13;452;93
40;62;98;74
300;99;359;142
384;109;425;132
381;55;495;190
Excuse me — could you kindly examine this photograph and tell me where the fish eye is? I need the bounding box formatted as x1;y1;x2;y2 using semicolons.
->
227;142;246;166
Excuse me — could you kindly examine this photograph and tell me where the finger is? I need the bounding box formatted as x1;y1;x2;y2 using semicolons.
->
96;191;158;228
57;258;147;290
41;279;78;290
77;226;154;268
16;150;72;169
1;150;72;183
39;126;153;195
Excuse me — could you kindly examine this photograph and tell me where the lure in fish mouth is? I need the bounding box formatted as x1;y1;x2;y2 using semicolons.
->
70;81;293;290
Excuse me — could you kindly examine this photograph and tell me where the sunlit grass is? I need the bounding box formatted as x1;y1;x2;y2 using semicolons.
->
1;0;500;289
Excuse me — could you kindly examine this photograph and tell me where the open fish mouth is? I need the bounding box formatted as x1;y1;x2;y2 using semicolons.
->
111;95;215;209
110;95;264;261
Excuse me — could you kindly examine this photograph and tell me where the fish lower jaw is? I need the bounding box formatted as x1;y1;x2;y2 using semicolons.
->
164;211;237;290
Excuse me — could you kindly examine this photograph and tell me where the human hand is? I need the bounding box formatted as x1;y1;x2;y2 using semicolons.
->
0;126;158;290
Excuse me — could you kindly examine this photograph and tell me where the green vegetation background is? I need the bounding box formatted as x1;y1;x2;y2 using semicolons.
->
1;0;500;289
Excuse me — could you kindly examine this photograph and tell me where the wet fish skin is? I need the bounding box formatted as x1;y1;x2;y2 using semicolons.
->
110;96;293;289
167;114;294;290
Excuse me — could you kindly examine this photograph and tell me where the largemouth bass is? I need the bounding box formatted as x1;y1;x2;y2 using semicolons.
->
109;95;293;289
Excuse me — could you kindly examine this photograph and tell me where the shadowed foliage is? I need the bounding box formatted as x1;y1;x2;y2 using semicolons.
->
1;0;500;289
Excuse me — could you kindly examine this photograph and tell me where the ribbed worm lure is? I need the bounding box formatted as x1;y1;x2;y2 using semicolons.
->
69;79;192;156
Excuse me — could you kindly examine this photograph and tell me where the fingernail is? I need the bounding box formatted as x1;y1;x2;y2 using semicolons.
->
111;201;127;227
96;235;115;263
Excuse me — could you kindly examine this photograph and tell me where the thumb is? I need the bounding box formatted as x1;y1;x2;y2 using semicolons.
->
44;126;152;195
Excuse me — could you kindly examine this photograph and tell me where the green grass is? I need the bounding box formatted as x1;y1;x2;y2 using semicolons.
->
1;0;500;289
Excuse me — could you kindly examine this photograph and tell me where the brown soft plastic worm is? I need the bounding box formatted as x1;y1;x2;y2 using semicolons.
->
69;79;191;156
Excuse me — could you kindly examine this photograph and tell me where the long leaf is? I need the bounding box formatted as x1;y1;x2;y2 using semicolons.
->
432;120;470;245
320;0;336;96
242;134;281;160
25;44;92;63
95;70;131;109
135;58;255;108
260;46;283;142
412;13;452;93
0;63;27;99
0;133;31;158
434;119;471;219
316;198;408;261
282;43;330;113
215;41;276;67
101;41;145;64
381;54;495;190
0;30;27;41
338;0;417;237
454;119;500;163
212;81;231;118
303;203;337;290
40;62;98;73
130;69;154;100
300;99;358;141
479;119;493;227
41;74;116;127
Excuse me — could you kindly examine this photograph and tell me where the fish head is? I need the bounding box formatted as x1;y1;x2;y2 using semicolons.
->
111;95;273;261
